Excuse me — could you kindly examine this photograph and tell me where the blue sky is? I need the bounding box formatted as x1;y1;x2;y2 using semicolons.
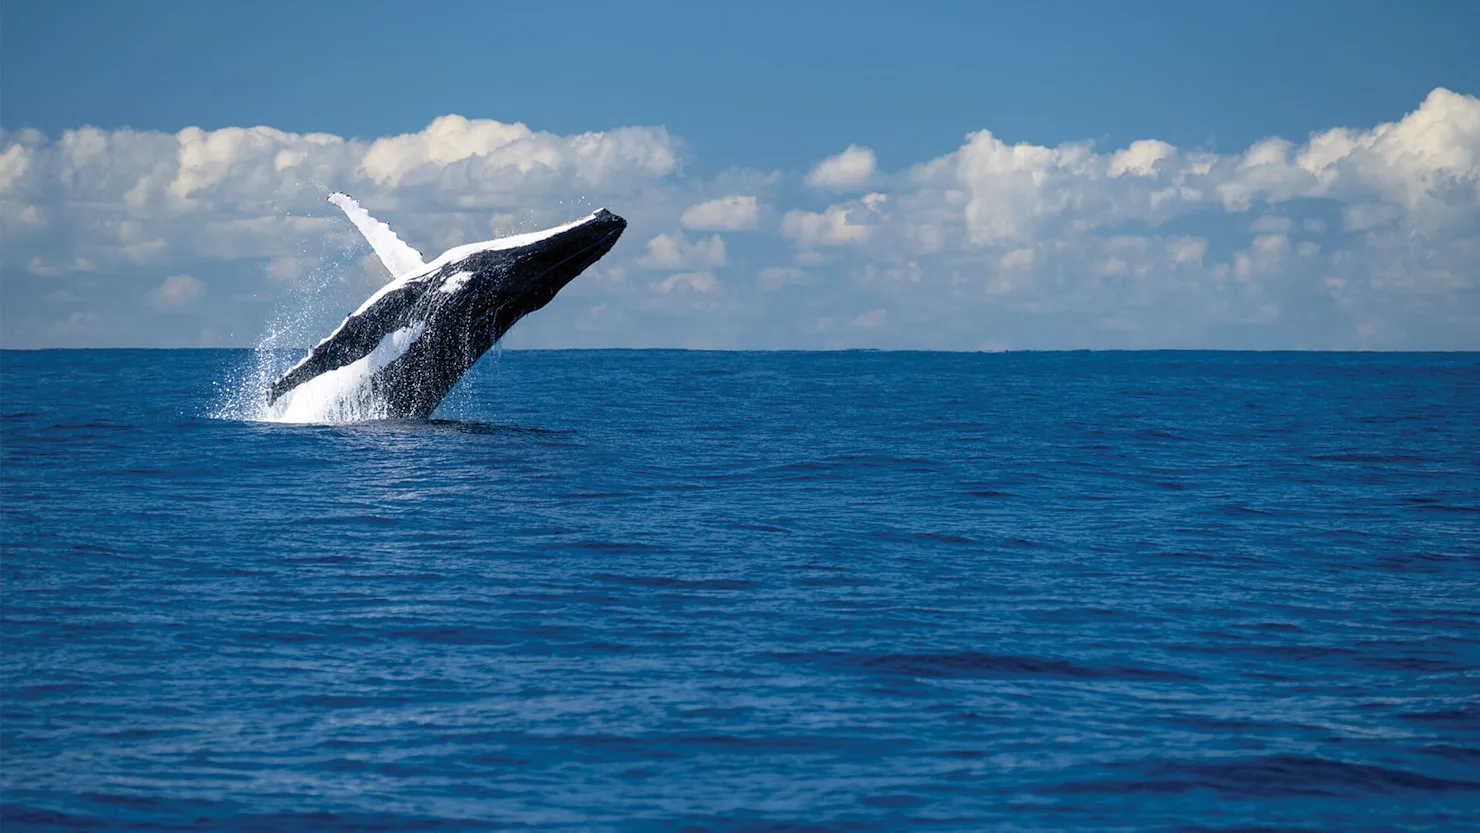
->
3;0;1478;349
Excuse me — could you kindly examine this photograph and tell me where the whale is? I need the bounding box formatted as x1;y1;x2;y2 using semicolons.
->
266;193;625;422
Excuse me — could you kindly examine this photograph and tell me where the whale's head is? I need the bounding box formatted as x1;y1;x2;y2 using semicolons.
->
442;208;627;341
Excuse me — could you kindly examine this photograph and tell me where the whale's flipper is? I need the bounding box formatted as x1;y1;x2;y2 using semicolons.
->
328;192;427;279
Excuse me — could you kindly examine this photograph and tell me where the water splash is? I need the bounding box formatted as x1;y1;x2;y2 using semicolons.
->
210;230;385;423
268;323;427;423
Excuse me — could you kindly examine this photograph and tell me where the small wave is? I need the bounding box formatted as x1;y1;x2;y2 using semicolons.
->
1215;504;1278;517
1310;452;1426;463
422;419;565;436
1054;755;1480;797
962;488;1014;498
726;522;791;533
553;491;639;500
568;541;668;555
773;650;1196;682
1423;745;1480;763
858;794;927;809
869;529;983;547
592;573;760;591
0;804;486;833
767;453;945;477
379;626;508;645
1402;703;1480;727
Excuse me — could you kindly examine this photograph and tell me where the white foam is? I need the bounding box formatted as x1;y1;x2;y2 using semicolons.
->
265;322;427;424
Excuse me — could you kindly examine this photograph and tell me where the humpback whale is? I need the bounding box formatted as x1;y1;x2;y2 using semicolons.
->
267;194;625;422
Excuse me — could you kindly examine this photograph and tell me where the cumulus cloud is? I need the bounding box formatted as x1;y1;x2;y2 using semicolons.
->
1166;237;1208;265
811;87;1480;346
26;255;95;277
0;116;680;273
3;88;1479;349
780;194;887;249
998;248;1036;271
264;256;318;283
636;232;727;271
1108;139;1176;178
850;308;887;329
757;266;811;291
781;206;869;247
146;274;204;310
805;145;878;190
653;271;719;294
680;195;760;231
1251;215;1294;233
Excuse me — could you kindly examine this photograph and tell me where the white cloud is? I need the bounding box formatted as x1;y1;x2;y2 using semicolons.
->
636;232;727;270
680;195;760;231
850;308;887;329
352;115;676;191
757;266;810;291
147;274;204;310
1233;234;1290;280
780;195;886;248
1108;139;1176;177
0;115;681;278
652;271;719;294
805;145;878;190
999;248;1036;271
1166;237;1207;265
950;130;1097;245
781;206;866;246
1343;202;1402;231
1251;215;1293;233
25;256;95;277
265;256;318;283
3;87;1479;349
0;142;34;191
1098;316;1140;331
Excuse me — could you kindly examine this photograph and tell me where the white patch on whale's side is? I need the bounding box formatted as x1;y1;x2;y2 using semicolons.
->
439;271;473;294
267;322;426;423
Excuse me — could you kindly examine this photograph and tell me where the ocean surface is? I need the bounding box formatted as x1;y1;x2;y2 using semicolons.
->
2;348;1478;832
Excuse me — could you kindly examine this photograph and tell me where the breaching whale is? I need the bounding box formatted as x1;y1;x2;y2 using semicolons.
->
266;193;625;422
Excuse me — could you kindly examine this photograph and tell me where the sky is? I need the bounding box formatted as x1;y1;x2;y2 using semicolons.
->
2;0;1478;350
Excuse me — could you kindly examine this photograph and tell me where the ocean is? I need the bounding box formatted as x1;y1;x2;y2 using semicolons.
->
2;348;1477;831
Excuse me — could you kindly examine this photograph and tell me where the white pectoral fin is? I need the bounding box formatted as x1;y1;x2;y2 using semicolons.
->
328;192;428;279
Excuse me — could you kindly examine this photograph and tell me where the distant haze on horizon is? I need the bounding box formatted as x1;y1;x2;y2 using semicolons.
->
3;0;1478;351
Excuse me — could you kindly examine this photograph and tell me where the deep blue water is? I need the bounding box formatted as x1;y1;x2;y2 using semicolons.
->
2;349;1478;832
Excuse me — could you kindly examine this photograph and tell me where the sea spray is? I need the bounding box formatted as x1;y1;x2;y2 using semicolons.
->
210;241;379;423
